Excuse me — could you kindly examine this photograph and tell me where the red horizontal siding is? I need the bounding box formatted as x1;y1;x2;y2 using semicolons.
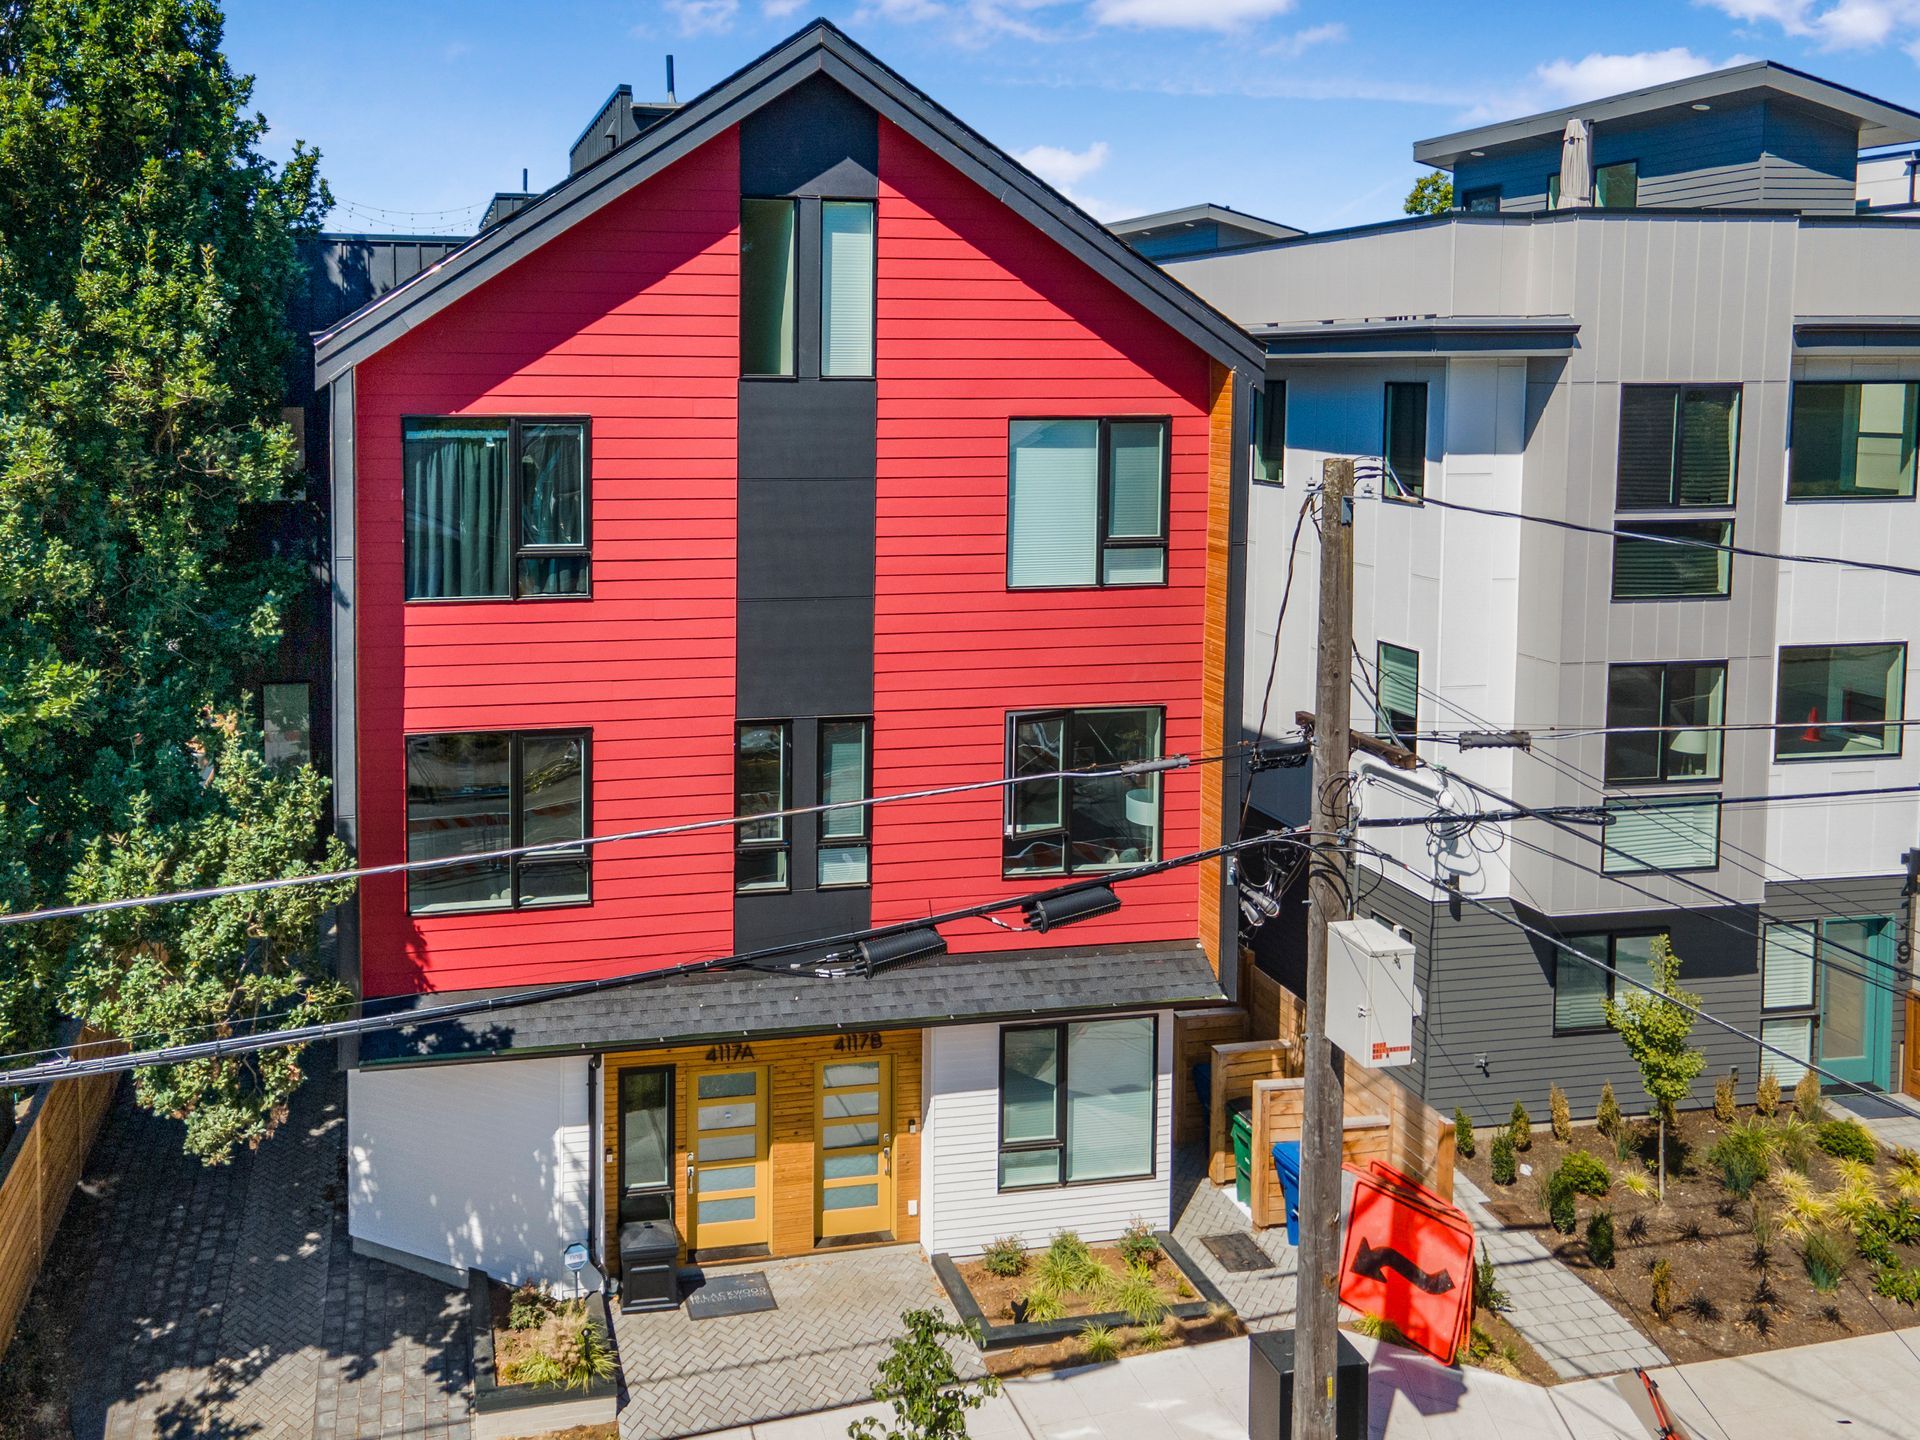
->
869;120;1212;955
354;131;741;997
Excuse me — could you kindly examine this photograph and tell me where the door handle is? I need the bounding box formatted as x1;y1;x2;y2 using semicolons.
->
882;1133;892;1176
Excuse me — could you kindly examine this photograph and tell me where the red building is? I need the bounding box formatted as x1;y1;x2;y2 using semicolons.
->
315;22;1261;1292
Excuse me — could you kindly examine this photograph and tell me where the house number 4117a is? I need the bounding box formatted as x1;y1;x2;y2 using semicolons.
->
705;1042;754;1062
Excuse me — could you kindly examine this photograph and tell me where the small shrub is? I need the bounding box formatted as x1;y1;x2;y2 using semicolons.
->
850;1310;1000;1440
1676;1218;1706;1245
1550;1083;1572;1143
1021;1285;1065;1324
1613;1127;1640;1166
1474;1252;1509;1314
1104;1263;1165;1327
1744;1305;1775;1337
508;1282;556;1332
1751;1272;1778;1307
1115;1218;1161;1270
1037;1232;1102;1293
501;1313;616;1391
1820;1303;1847;1327
1889;1148;1920;1203
1751;1201;1777;1251
981;1236;1027;1278
1349;1311;1406;1345
1559;1150;1611;1197
1817;1119;1878;1165
1794;1068;1824;1123
1714;1071;1738;1123
1803;1228;1855;1294
1174;1278;1195;1299
1707;1124;1770;1198
1773;1169;1833;1239
1755;1069;1780;1118
1454;1108;1476;1159
1136;1324;1171;1352
1597;1081;1623;1138
1509;1102;1533;1153
1872;1262;1920;1305
1684;1294;1720;1323
1078;1322;1118;1363
1829;1158;1885;1228
1490;1132;1516;1186
1587;1210;1616;1269
1625;1214;1650;1243
1650;1259;1674;1319
1770;1115;1817;1174
1619;1170;1656;1200
1547;1170;1577;1234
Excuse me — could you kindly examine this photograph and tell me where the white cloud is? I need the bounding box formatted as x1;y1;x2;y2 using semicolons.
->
763;0;807;15
1091;0;1297;28
851;0;1064;43
1698;0;1920;50
663;0;740;33
1013;139;1126;217
1534;47;1732;104
1265;20;1345;57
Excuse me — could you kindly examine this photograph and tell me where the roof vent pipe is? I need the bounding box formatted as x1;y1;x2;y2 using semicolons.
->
666;55;676;106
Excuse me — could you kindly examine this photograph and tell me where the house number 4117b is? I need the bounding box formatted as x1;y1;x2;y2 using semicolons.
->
834;1033;882;1052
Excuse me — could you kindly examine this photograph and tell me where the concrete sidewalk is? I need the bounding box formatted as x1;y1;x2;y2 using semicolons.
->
708;1325;1920;1440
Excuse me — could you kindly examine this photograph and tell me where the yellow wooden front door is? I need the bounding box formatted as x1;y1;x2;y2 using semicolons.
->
815;1056;894;1240
688;1066;771;1251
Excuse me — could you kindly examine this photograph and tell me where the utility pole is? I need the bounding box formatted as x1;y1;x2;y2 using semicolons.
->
1293;456;1354;1440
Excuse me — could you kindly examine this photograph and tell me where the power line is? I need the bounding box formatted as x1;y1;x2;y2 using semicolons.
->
1414;717;1920;742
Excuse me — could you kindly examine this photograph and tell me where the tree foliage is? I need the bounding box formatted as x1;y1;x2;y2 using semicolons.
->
0;0;335;1160
848;1309;1000;1440
1605;936;1706;1197
1404;171;1454;216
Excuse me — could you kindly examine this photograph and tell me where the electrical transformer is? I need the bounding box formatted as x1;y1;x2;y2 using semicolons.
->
1326;917;1416;1068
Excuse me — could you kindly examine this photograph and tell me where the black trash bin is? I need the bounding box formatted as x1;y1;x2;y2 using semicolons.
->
1247;1329;1368;1440
619;1220;682;1313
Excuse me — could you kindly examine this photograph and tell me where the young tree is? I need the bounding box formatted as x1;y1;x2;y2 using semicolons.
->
1604;936;1706;1199
849;1309;1000;1440
1404;171;1454;215
0;0;335;1159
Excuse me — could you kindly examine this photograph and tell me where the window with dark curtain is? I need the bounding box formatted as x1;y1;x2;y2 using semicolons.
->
404;419;588;599
406;730;590;914
1616;385;1739;509
1383;382;1427;498
517;423;588;596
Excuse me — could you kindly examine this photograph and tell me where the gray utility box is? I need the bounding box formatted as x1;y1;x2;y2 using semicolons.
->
1326;916;1416;1068
1247;1329;1368;1440
618;1220;682;1313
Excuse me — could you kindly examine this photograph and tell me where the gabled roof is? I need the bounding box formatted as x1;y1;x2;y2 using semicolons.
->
314;19;1264;384
1415;60;1920;171
1109;203;1303;246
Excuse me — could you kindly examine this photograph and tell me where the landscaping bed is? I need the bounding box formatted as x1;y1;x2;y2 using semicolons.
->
470;1271;620;1440
1457;1081;1920;1366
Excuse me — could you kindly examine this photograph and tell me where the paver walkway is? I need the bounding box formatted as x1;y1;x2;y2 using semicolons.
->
51;1062;473;1440
612;1247;983;1440
1832;1089;1920;1152
1453;1175;1667;1379
1168;1144;1299;1332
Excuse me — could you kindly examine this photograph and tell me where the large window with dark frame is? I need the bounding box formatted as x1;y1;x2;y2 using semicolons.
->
1554;931;1660;1033
998;1015;1157;1189
818;718;872;888
1251;380;1285;485
1789;381;1919;500
1604;661;1726;784
1007;418;1169;588
406;730;589;914
1382;382;1427;499
404;418;589;600
735;721;791;893
1611;519;1732;599
1004;707;1163;876
1775;643;1906;760
1547;161;1638;210
1616;384;1740;509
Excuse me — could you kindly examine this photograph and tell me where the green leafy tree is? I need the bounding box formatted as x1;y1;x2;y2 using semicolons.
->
1404;171;1454;215
0;0;334;1159
1604;936;1706;1199
849;1309;1001;1440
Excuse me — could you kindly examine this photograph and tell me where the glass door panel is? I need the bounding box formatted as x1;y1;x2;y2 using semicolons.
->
688;1067;770;1251
816;1058;893;1240
1818;918;1895;1088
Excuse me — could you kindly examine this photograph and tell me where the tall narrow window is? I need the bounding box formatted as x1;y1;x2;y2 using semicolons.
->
1616;385;1740;509
1383;382;1427;499
1375;642;1419;750
735;721;791;893
741;198;797;377
1789;381;1919;499
1251;380;1285;485
1604;662;1725;783
1611;519;1732;599
818;718;872;888
1775;643;1906;759
262;682;312;771
1007;418;1169;588
1004;708;1162;876
406;730;589;914
820;201;875;378
404;418;588;599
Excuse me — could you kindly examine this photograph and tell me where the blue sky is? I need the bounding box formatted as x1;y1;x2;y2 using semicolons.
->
228;0;1920;236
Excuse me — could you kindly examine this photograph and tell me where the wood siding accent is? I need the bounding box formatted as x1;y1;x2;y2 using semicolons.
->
0;1033;121;1354
601;1028;922;1265
868;119;1215;955
1172;1005;1248;1145
1905;993;1920;1100
1198;362;1233;973
352;133;742;997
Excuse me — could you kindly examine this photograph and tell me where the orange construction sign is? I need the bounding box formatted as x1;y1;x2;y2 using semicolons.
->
1337;1161;1476;1365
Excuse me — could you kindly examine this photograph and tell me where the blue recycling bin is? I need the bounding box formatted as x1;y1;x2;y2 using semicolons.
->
1270;1141;1301;1246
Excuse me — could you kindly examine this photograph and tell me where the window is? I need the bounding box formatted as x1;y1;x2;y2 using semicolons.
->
618;1066;674;1224
1616;385;1740;509
1601;795;1720;873
1383;382;1427;499
821;201;875;378
280;405;309;490
998;1016;1156;1189
1005;708;1163;876
1775;643;1906;760
1604;662;1725;784
1758;918;1895;1086
1375;642;1419;750
1789;382;1918;499
406;730;589;914
262;682;312;772
1250;380;1285;486
735;722;791;893
1762;922;1818;1014
1007;418;1169;588
1555;933;1659;1033
741;198;798;377
404;417;589;600
1460;186;1501;213
1546;162;1637;210
818;718;872;888
1611;519;1732;599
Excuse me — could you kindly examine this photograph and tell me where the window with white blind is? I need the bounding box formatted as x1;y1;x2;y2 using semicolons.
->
1612;519;1732;599
1762;923;1817;1012
1601;794;1720;873
1007;418;1169;588
1375;642;1418;751
817;718;871;888
1554;932;1658;1034
997;1015;1156;1189
1760;1018;1814;1087
820;201;875;378
1616;385;1740;509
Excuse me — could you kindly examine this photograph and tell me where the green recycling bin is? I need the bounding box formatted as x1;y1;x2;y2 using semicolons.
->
1231;1105;1253;1205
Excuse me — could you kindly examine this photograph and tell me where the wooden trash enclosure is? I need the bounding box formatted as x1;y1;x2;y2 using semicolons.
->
1172;1006;1249;1147
1206;1039;1300;1186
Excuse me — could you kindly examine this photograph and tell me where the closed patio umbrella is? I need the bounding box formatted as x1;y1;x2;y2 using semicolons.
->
1558;117;1593;209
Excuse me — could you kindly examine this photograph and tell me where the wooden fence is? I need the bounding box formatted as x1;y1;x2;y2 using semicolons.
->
0;1029;122;1355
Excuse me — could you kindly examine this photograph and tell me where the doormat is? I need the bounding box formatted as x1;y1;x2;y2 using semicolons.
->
685;1270;778;1320
1200;1233;1275;1273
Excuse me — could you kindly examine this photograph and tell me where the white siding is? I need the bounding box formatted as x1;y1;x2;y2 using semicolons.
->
348;1057;594;1289
920;1013;1173;1258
